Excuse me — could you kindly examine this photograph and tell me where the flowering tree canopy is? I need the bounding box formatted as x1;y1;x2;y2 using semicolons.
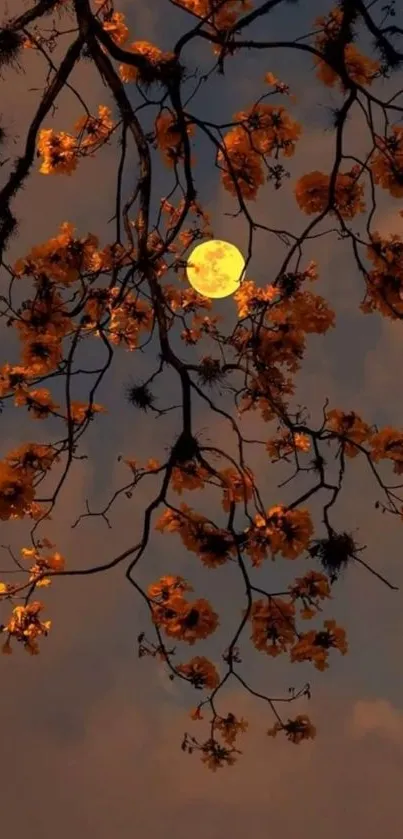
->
0;0;402;771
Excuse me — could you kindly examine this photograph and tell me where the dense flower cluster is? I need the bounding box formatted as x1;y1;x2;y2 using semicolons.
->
218;103;302;200
295;168;366;219
148;574;219;644
313;7;380;89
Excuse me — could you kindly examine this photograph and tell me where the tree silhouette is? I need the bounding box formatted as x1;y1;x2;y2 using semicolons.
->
0;0;402;771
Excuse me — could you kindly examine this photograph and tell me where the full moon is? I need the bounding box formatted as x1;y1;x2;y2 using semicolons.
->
186;239;245;299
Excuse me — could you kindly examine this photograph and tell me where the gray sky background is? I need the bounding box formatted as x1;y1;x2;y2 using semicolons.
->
1;1;403;836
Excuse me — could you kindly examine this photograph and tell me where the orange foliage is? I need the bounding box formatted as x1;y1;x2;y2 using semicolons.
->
325;410;372;457
295;168;366;218
290;619;348;671
243;505;313;566
2;601;51;656
267;714;316;744
218;103;301;200
174;0;253;57
119;41;176;85
151;594;219;645
155;111;195;169
248;597;297;656
313;8;380;89
370;427;403;475
177;656;220;689
289;571;331;620
369;127;403;198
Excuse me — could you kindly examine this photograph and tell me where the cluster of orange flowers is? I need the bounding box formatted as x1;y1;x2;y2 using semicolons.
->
295;167;366;219
325;409;372;457
199;737;240;770
234;279;277;319
361;231;403;319
0;442;59;522
175;0;252;56
170;460;210;494
15;289;72;347
220;466;254;512
6;441;58;473
99;9;130;47
156;504;237;569
0;364;28;400
162;284;213;316
234;104;302;159
14;387;60;419
249;597;297;656
154;112;195;169
370;126;403;198
0;461;36;521
238;363;295;424
0;536;65;655
177;655;220;689
234;261;326;324
270;288;336;336
180;313;222;345
214;712;248;746
267;714;316;744
288;570;332;620
232;263;334;419
218;132;264;201
264;71;296;100
148;574;219;644
326;410;403;475
218;103;302;200
186;709;249;771
0;368;105;426
370;427;403;475
290;619;348;671
147;574;193;602
325;410;403;475
161;463;254;516
27;3;176;87
12;221;154;357
14;221;117;286
103;289;154;350
0;443;61;523
313;7;380;89
123;457;161;477
243;505;314;566
2;601;51;655
160;197;213;252
8;286;71;379
37;106;115;176
266;430;311;461
20;539;65;588
249;591;343;675
119;41;176;85
257;303;329;374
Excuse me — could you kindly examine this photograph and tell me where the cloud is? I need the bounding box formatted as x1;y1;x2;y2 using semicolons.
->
2;679;403;838
350;698;403;746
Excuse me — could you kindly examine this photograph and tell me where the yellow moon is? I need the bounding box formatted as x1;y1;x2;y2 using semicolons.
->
186;239;245;299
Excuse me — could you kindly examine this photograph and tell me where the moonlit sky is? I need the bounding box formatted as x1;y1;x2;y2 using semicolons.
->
1;1;403;836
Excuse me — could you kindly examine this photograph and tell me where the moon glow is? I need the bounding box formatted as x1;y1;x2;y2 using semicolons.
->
186;239;245;299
